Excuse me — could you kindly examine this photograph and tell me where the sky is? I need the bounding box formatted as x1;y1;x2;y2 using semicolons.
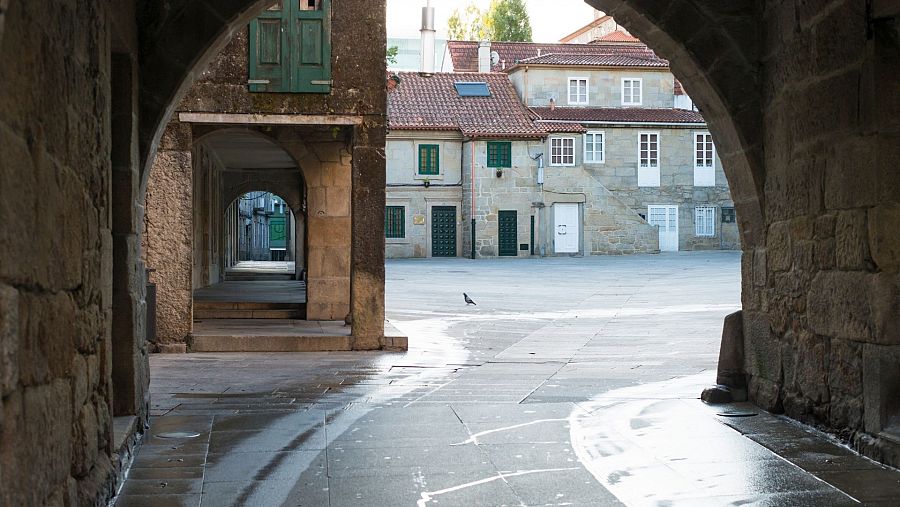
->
386;0;599;42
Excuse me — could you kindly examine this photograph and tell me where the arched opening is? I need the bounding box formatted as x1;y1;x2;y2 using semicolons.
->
225;191;300;267
3;1;900;506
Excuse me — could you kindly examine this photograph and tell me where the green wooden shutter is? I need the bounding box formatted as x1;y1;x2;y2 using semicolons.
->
249;3;289;92
249;0;331;93
290;0;332;93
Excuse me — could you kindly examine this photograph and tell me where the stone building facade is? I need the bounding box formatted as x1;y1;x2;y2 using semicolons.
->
1;2;899;505
388;41;738;259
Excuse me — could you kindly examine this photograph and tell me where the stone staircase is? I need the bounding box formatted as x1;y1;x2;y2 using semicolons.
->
223;271;296;282
193;300;306;319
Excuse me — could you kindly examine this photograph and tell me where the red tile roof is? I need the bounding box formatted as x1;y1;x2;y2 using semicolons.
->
388;72;546;138
530;107;706;124
513;53;668;68
446;40;666;73
596;31;641;43
536;121;586;134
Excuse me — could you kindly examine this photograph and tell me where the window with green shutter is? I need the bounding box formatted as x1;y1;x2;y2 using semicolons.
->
487;141;512;168
385;206;405;238
418;145;440;175
249;0;332;93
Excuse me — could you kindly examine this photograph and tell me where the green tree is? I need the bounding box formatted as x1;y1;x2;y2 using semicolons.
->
488;0;532;42
386;45;399;66
447;3;491;41
447;1;532;42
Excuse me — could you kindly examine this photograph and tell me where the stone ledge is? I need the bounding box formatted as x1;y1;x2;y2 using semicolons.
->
190;334;353;352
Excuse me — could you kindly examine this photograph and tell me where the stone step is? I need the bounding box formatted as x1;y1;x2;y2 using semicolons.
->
193;309;306;319
224;273;296;281
189;334;352;352
187;319;408;352
194;301;303;310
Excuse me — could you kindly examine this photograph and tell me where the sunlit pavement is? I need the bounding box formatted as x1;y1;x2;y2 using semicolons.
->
116;252;900;506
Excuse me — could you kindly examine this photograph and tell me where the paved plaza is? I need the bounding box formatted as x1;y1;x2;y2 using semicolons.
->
116;253;900;506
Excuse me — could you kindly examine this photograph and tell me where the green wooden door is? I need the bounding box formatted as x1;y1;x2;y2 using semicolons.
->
498;210;517;256
431;206;456;257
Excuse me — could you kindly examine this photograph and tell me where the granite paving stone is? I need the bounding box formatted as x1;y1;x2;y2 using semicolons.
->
115;253;900;506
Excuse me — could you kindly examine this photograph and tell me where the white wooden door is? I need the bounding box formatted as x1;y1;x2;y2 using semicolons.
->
648;205;679;251
554;203;579;253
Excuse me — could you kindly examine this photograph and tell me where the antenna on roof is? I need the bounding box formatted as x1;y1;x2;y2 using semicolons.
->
490;51;500;66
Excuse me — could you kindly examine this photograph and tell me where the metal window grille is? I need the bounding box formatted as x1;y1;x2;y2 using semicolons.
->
385;206;405;238
695;206;716;237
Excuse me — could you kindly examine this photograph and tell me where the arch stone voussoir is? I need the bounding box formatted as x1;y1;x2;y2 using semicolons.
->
138;0;273;186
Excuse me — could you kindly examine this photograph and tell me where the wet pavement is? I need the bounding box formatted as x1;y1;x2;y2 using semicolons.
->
116;253;900;506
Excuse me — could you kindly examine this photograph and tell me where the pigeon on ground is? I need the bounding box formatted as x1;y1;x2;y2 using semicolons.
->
463;293;476;305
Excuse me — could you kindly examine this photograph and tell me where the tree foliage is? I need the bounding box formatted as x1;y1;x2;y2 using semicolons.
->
489;0;532;42
386;45;399;66
447;1;532;42
448;3;491;41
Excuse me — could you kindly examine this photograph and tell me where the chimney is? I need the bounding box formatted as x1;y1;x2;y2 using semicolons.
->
420;0;435;75
549;97;556;111
478;41;491;73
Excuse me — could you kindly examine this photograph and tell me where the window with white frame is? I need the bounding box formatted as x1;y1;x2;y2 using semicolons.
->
639;132;659;168
622;78;642;105
694;132;715;169
695;206;716;237
584;131;604;163
568;78;588;105
550;137;575;166
693;131;716;186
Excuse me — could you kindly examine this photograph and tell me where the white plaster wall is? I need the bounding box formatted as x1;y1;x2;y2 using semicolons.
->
386;130;464;184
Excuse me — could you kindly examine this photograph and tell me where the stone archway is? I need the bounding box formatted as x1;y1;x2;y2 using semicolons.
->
586;0;900;465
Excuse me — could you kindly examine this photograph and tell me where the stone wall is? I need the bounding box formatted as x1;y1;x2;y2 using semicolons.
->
385;188;464;259
0;0;387;504
588;0;900;467
742;1;900;464
460;139;660;257
568;126;738;251
512;67;674;108
386;131;465;259
0;1;142;504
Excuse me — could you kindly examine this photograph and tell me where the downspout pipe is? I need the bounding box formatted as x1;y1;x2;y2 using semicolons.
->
471;137;476;259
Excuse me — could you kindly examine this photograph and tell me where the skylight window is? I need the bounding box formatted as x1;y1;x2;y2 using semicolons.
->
454;82;490;97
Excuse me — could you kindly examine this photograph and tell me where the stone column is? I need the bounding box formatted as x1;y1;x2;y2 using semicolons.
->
350;121;386;349
143;121;193;351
